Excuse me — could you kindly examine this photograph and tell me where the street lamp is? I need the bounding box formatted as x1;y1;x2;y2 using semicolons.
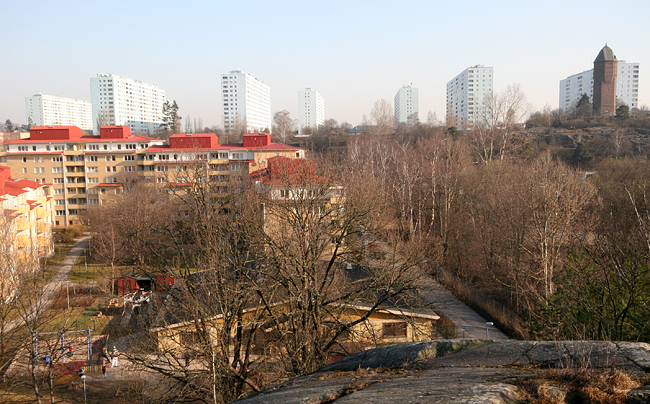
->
485;322;494;340
77;368;87;404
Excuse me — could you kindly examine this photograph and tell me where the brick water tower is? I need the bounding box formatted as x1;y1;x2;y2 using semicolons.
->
593;44;618;115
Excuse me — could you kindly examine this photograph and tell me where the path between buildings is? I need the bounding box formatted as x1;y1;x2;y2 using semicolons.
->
4;236;91;333
419;275;510;341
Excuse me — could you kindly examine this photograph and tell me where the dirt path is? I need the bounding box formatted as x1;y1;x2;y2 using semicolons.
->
4;236;91;333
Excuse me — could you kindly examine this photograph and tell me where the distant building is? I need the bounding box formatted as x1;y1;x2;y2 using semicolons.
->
593;44;618;115
221;69;272;134
25;94;93;131
298;88;325;134
559;46;639;112
90;73;166;135
394;85;419;124
446;65;493;130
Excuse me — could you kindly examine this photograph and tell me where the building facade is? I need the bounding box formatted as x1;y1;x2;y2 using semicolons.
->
446;65;493;130
1;166;54;300
559;47;639;112
0;126;304;227
221;70;272;134
90;73;166;135
298;88;325;134
394;85;419;124
25;94;93;130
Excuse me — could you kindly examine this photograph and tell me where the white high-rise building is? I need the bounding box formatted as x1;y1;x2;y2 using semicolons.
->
90;73;166;135
394;85;419;124
298;88;325;134
221;69;272;134
446;65;493;130
559;61;640;111
25;94;93;130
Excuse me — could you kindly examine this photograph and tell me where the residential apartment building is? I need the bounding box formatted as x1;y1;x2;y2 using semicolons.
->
298;88;325;134
25;94;93;130
0;126;304;227
1;166;54;300
446;65;493;130
90;73;166;135
559;46;639;112
221;69;272;134
394;85;419;124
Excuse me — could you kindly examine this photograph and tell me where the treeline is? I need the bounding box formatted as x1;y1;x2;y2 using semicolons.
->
344;131;650;341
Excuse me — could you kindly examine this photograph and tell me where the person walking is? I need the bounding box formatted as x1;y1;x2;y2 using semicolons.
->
101;358;107;378
111;346;119;367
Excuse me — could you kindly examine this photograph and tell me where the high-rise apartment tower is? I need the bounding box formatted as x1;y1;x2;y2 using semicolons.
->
221;69;272;134
25;94;93;130
90;73;166;135
394;85;419;124
445;65;493;130
298;88;325;134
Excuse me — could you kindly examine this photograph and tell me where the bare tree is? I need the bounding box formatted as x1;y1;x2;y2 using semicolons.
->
364;99;395;137
273;110;295;143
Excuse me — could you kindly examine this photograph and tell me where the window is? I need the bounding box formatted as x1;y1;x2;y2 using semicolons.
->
18;146;28;152
54;178;64;184
34;156;44;163
34;167;44;174
87;188;98;194
22;168;27;174
87;144;100;150
124;155;135;161
124;166;135;172
156;165;168;172
54;188;64;195
87;155;98;162
56;210;65;216
68;209;78;215
52;156;63;162
106;156;116;162
88;177;98;184
87;166;98;173
382;322;407;338
22;157;27;163
55;199;65;206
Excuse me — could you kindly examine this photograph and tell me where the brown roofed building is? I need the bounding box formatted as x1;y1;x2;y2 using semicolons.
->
593;44;618;115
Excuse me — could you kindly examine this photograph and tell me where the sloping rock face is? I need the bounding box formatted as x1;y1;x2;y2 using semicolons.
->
235;340;650;404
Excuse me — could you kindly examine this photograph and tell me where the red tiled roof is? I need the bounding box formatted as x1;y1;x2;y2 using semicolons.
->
4;135;161;144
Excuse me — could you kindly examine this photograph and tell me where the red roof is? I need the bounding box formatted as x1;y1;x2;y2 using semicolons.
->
4;134;161;144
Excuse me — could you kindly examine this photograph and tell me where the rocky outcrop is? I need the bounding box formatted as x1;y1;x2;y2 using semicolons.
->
235;340;650;404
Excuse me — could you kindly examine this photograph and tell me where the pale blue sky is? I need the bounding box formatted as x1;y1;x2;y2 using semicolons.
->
2;0;648;128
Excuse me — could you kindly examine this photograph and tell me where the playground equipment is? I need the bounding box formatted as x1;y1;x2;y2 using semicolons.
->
33;327;93;361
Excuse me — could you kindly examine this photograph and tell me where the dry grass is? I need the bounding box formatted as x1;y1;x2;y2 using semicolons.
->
518;368;643;404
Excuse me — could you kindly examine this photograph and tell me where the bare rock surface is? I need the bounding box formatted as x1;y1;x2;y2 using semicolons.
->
235;340;650;404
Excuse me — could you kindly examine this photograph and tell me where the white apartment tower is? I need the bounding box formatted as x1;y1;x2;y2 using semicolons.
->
394;85;419;124
221;69;272;134
90;73;166;135
446;65;493;130
25;94;93;130
559;62;640;111
298;88;325;134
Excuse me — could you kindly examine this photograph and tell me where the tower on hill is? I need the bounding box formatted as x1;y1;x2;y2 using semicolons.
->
592;44;618;115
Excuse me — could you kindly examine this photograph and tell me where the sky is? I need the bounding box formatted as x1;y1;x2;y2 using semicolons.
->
2;0;649;128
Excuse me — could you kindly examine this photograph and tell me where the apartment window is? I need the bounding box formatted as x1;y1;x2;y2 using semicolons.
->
68;209;78;215
54;178;64;184
88;199;98;205
106;155;116;162
55;199;65;206
124;155;135;161
52;167;62;174
34;167;44;174
156;166;168;172
126;144;136;150
52;156;63;162
54;188;64;195
87;188;98;194
382;322;407;338
87;155;98;162
124;166;135;172
88;177;98;184
56;210;65;216
34;156;44;163
22;157;27;163
18;146;28;151
87;145;99;150
87;166;98;173
67;187;76;194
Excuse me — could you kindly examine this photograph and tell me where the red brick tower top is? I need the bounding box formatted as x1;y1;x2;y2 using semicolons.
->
593;44;618;115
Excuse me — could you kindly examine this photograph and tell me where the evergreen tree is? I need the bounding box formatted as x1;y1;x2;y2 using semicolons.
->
160;100;179;133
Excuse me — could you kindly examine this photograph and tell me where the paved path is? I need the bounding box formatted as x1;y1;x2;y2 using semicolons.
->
419;275;509;341
4;236;90;333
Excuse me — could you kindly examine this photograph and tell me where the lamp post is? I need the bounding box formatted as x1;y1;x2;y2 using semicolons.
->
81;374;87;404
485;322;494;340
